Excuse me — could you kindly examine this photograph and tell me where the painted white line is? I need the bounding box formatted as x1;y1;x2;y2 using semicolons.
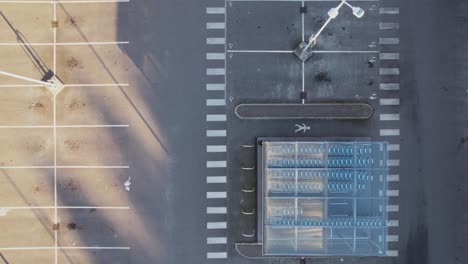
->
207;38;225;45
387;235;399;242
388;144;400;151
207;192;227;199
0;0;129;2
380;53;400;60
387;205;399;212
0;165;129;169
206;84;225;91
207;145;227;152
206;53;226;60
380;38;400;45
228;0;380;2
388;220;399;227
380;98;400;105
206;22;225;29
0;84;44;87
380;83;400;90
380;114;400;121
0;124;129;129
388;174;400;182
380;68;400;75
207;252;227;259
0;41;129;46
206;7;226;14
0;206;130;210
207;130;226;137
380;7;399;14
0;246;130;250
207;160;227;168
206;114;227;122
388;159;400;167
206;68;225;75
207;237;227;244
207;222;226;229
206;99;226;106
387;250;399;257
63;83;129;87
207;176;227;183
379;22;400;30
380;129;400;136
313;50;379;54
207;207;227;214
387;190;399;197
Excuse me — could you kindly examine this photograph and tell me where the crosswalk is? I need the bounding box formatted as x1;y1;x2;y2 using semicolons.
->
378;4;400;257
205;2;228;261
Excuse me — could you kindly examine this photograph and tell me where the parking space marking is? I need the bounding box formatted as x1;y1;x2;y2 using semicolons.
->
207;99;226;106
206;114;227;122
380;68;400;75
379;7;399;14
380;129;400;136
388;144;400;151
207;192;227;199
206;161;227;168
380;98;400;105
207;145;227;152
206;84;225;91
206;68;226;75
206;53;226;60
207;207;227;214
380;37;400;45
207;38;225;45
207;176;227;183
380;53;400;60
380;114;400;121
206;7;226;14
379;22;399;30
207;237;227;244
206;22;226;29
0;41;129;46
207;252;227;259
0;165;129;169
0;206;130;210
380;83;400;90
388;174;400;182
207;222;227;229
207;130;227;137
0;124;129;128
0;246;131;250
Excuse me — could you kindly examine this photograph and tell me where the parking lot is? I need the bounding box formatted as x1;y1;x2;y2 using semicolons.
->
223;0;401;262
0;1;148;263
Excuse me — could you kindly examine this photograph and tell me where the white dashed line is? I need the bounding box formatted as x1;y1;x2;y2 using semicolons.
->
206;53;226;60
206;99;226;106
388;159;400;167
387;235;399;242
388;174;400;182
380;129;400;136
207;252;227;259
206;161;227;168
380;38;400;45
206;130;227;137
388;220;399;227
379;7;399;14
380;83;400;90
206;22;225;29
207;237;227;244
207;192;227;199
387;190;400;197
207;207;227;214
207;176;227;183
207;222;227;229
387;250;399;257
206;114;227;122
380;68;400;75
379;22;399;30
380;53;400;60
387;205;399;212
388;144;400;151
206;7;226;14
207;145;227;152
206;83;225;91
380;98;400;105
206;68;225;75
206;38;225;45
380;114;400;121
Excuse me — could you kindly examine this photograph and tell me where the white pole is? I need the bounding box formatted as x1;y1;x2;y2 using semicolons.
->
0;70;51;86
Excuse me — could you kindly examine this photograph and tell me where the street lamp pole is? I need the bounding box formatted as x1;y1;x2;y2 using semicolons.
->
294;0;365;62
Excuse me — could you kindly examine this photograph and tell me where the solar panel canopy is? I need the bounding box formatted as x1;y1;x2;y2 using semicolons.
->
260;140;389;256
